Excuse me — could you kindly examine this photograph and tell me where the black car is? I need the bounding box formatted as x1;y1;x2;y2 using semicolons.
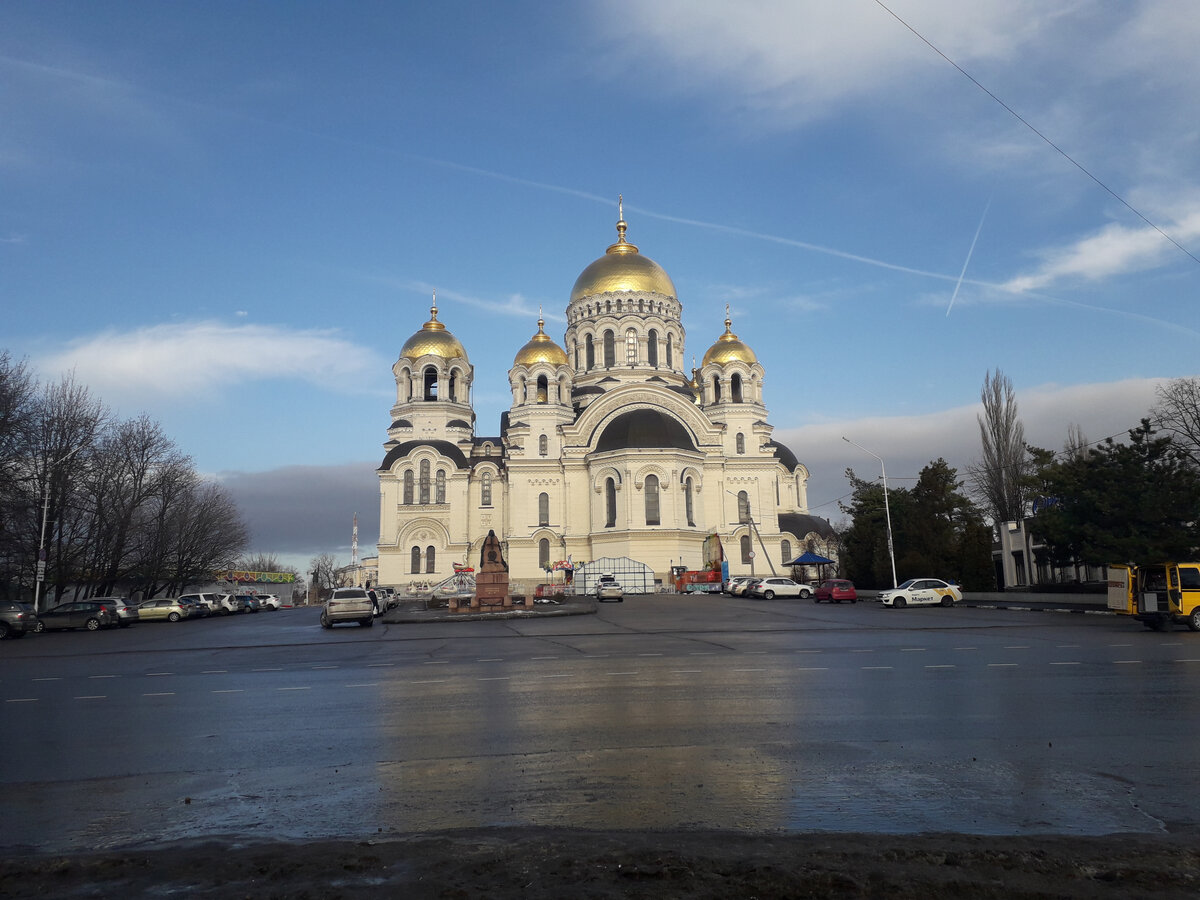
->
0;600;38;639
35;601;115;632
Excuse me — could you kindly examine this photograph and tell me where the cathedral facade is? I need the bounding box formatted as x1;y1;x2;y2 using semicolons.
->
376;210;833;589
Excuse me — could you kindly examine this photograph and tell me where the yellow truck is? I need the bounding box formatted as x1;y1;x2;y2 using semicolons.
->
1107;563;1200;631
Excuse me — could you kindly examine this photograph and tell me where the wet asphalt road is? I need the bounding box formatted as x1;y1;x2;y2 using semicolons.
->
3;596;1199;852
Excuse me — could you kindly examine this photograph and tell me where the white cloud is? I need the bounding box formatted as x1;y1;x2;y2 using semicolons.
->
779;377;1166;515
33;321;384;403
1003;207;1200;292
593;0;1058;124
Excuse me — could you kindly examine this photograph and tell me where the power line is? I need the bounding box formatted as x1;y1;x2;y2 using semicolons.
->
873;0;1200;268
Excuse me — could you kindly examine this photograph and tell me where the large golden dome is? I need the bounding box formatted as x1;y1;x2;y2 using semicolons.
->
570;208;676;303
514;316;568;367
702;312;757;366
400;302;468;361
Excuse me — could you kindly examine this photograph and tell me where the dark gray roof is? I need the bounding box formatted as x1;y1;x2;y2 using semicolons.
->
778;512;835;540
767;440;799;472
595;409;697;453
389;418;412;429
447;419;471;429
378;440;470;471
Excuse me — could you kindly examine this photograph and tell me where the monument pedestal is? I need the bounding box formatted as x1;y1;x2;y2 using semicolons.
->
455;529;510;613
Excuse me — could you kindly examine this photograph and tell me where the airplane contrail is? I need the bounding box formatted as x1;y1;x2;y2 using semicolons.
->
946;199;991;316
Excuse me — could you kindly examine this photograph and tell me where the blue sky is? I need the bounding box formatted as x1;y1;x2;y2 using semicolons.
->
4;1;1199;569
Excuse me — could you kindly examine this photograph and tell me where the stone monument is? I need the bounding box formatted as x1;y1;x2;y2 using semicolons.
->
454;529;511;612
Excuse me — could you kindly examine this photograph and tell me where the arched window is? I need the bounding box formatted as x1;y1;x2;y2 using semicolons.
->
781;540;792;563
644;474;660;525
539;538;550;569
425;546;436;574
403;470;414;505
481;471;492;506
737;490;750;524
647;329;658;367
435;470;446;504
684;476;695;527
585;334;594;370
626;328;638;365
536;374;548;404
740;534;752;564
538;492;549;527
603;330;615;367
731;373;743;403
539;434;548;456
419;459;430;504
573;342;579;370
666;333;673;368
410;546;421;574
605;477;617;528
736;433;745;454
448;370;458;403
712;375;722;402
423;366;438;400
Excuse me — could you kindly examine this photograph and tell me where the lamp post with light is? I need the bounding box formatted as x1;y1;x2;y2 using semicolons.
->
33;444;85;613
842;436;898;589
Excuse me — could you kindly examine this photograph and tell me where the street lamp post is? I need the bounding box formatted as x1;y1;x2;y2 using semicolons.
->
33;444;84;613
843;436;898;589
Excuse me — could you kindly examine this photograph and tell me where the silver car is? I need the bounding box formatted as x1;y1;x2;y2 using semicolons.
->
321;587;374;628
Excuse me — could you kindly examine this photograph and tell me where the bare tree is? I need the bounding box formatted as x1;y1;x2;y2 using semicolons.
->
238;552;294;575
1151;376;1200;470
1064;423;1089;460
968;369;1028;529
308;552;341;599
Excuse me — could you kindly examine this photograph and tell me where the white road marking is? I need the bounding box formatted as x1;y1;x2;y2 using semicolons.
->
638;653;663;657
6;698;38;703
478;677;510;682
672;670;703;675
423;661;449;665
795;650;822;654
1114;660;1142;665
88;674;118;679
901;648;926;652
988;664;1018;668
211;689;244;694
734;668;766;672
143;692;175;697
531;656;558;660
367;663;394;668
861;666;893;670
278;686;311;691
1049;662;1081;666
311;665;338;670
145;672;174;677
1055;644;1080;648
542;673;574;679
252;667;282;671
33;677;61;682
346;683;380;687
477;658;504;662
202;670;228;674
1003;646;1030;650
410;679;446;684
953;647;978;651
796;667;828;671
74;695;106;700
606;672;638;676
925;665;956;669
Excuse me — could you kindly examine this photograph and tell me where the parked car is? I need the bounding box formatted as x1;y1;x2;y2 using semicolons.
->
34;601;115;632
321;587;374;628
723;575;758;596
748;577;812;600
594;574;624;602
813;579;858;604
137;598;191;622
212;594;240;615
733;578;760;596
176;595;211;618
91;596;140;627
256;594;281;611
228;594;260;613
0;600;37;639
879;578;963;608
179;592;223;615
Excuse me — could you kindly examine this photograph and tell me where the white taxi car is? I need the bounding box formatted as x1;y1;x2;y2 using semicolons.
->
879;578;962;608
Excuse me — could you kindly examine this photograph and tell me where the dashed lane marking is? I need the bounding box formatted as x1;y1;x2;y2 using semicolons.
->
311;665;338;670
202;670;227;674
278;686;311;691
861;666;893;670
1114;660;1142;665
211;689;244;694
74;695;106;700
925;665;956;669
409;679;447;684
346;683;380;687
6;698;38;703
143;692;175;697
988;663;1018;667
478;677;510;681
606;672;638;676
1050;662;1081;666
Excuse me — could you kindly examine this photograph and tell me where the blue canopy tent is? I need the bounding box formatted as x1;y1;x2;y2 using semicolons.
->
784;551;835;583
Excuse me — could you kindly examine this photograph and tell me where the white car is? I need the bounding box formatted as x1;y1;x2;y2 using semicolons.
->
879;578;962;608
594;574;624;602
321;587;374;628
748;577;812;600
256;594;281;610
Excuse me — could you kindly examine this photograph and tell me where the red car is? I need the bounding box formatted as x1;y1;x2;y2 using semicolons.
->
813;579;857;604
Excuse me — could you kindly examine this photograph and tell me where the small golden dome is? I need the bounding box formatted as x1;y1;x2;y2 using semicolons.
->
514;316;568;367
702;312;758;366
400;300;468;361
570;203;676;303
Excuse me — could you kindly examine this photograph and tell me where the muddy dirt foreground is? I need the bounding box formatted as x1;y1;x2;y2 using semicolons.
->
2;829;1198;898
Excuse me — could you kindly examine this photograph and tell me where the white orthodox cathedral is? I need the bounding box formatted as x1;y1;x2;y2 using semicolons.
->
376;208;834;589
